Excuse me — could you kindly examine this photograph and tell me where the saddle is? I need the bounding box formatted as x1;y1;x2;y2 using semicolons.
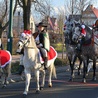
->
38;46;57;65
83;38;92;46
0;50;12;68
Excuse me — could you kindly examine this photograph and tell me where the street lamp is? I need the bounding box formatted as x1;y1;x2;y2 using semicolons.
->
7;0;14;54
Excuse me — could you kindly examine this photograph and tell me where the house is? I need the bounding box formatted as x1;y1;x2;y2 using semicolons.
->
82;5;98;26
41;16;59;33
69;15;82;22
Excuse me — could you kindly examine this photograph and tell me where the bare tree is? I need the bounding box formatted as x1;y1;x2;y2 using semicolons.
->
75;0;90;18
0;0;17;38
34;0;53;20
57;8;65;60
65;0;77;15
17;0;36;30
65;0;90;16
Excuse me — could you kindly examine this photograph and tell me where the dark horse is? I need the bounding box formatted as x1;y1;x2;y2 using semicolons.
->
64;18;83;81
72;23;98;83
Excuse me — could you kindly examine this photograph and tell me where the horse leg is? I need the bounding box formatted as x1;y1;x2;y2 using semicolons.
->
48;62;56;87
69;55;76;81
2;74;8;88
2;64;11;88
40;69;45;90
23;68;31;96
78;58;82;75
82;59;87;83
35;69;40;94
92;59;96;81
48;65;53;88
86;58;89;76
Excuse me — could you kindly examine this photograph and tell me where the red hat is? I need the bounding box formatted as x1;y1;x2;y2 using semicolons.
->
21;30;32;37
24;30;31;35
81;25;86;36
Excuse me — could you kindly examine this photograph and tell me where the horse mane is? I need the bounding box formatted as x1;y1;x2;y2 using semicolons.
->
85;25;93;35
28;35;37;49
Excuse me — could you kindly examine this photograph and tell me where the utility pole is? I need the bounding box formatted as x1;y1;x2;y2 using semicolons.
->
7;0;14;54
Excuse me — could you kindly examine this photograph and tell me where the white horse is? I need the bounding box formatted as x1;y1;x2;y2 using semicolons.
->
16;33;57;96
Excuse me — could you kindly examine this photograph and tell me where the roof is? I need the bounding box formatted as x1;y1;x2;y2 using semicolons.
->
91;7;98;18
84;5;98;18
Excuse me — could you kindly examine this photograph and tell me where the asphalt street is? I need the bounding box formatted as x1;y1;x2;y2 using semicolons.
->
1;67;98;98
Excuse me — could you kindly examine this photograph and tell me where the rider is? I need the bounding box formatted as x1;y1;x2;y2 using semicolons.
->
33;22;50;70
76;24;86;51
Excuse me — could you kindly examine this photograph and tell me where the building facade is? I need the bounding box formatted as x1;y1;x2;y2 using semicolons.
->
82;5;98;26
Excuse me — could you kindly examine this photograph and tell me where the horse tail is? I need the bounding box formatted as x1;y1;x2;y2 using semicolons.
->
52;62;57;79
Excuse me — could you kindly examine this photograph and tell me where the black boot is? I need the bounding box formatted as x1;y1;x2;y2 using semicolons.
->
16;65;24;75
44;57;48;70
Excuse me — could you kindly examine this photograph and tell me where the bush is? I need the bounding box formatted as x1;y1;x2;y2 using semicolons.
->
51;42;66;52
54;58;68;66
11;61;20;73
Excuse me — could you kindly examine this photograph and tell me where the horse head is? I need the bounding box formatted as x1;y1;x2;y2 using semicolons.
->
72;23;93;44
64;19;76;44
72;23;82;43
16;30;36;53
64;19;74;36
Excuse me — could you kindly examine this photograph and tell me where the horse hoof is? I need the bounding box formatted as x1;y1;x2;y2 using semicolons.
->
78;71;81;75
40;86;44;90
86;73;88;76
92;77;96;81
2;85;7;88
69;78;73;82
36;90;40;94
48;84;52;87
23;94;27;98
82;79;86;83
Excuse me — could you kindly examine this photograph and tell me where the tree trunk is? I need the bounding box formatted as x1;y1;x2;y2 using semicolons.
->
0;29;3;38
23;0;31;30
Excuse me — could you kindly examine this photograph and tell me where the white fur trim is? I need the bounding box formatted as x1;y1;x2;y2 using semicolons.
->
81;25;85;29
26;34;31;37
21;33;26;37
21;33;31;38
39;43;43;47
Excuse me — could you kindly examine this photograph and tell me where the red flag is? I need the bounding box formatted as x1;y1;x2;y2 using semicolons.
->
48;17;54;30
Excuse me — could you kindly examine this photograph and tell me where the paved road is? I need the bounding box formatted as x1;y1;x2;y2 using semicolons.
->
1;69;98;98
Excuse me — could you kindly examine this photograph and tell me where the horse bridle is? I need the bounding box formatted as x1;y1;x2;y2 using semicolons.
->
19;36;36;49
19;39;29;47
73;26;82;38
